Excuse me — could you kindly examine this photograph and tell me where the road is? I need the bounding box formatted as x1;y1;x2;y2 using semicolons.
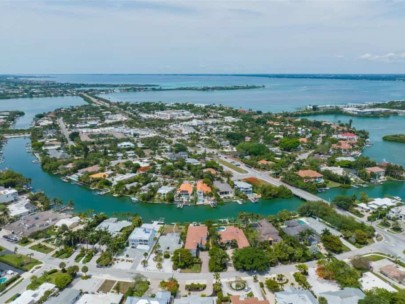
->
57;118;74;146
216;154;326;202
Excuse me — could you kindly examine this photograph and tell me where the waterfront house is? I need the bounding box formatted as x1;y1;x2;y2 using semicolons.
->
218;226;249;248
157;186;176;198
90;172;110;180
158;233;182;253
128;224;157;250
0;188;18;204
177;182;194;202
184;224;208;256
77;164;101;174
297;170;324;183
335;132;358;142
234;181;253;195
96;218;132;236
332;140;353;152
55;216;81;230
196;180;212;203
366;166;385;181
213;181;234;198
282;220;319;245
253;219;281;245
367;197;397;210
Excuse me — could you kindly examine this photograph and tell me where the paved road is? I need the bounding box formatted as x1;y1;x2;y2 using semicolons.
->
57;118;74;146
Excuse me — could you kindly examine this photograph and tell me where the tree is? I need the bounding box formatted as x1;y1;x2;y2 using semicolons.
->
321;234;344;253
172;248;195;270
208;247;229;272
232;247;270;272
59;262;66;271
54;273;73;290
351;256;370;272
265;278;281;292
296;263;308;275
81;265;88;277
279;138;300;151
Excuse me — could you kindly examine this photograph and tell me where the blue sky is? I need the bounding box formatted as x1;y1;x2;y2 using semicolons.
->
1;0;405;74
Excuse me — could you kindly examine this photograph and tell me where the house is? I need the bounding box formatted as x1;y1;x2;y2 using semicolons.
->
332;140;353;152
0;188;19;204
96;218;132;236
388;205;405;220
174;296;216;304
12;283;56;304
55;216;81;229
297;170;324;183
196;180;212;203
128;224;157;250
336;132;358;142
118;141;135;149
214;181;234;198
230;295;270;304
46;288;81;304
282;220;319;245
77;165;101;174
380;264;405;284
90;172;110;180
366;166;385;180
234;181;253;195
157;186;176;198
275;287;318;304
367;197;397;210
177;182;194;201
126;291;171;304
319;288;365;304
7;197;33;218
320;166;346;176
76;293;123;304
184;224;208;256
218;226;249;248
253;219;281;244
158;233;182;253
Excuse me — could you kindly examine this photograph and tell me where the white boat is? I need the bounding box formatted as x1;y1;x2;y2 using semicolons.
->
236;200;243;205
131;197;138;203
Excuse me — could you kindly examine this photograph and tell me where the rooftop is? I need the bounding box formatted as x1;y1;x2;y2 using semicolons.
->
184;224;208;250
219;226;249;248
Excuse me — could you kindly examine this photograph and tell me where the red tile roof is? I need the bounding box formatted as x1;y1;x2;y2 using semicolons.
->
184;225;208;250
297;169;323;178
230;295;270;304
219;226;249;248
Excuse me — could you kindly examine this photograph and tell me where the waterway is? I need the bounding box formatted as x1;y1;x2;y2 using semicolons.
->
0;96;85;129
0;138;305;222
1;75;405;222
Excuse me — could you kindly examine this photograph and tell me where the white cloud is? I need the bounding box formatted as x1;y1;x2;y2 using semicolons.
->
360;52;405;63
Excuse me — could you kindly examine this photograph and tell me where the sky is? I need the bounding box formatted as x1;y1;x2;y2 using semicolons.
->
1;0;405;74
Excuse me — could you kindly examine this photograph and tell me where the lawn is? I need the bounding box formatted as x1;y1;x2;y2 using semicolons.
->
217;159;247;174
98;280;116;293
30;243;54;254
364;254;386;262
180;263;201;273
82;250;95;263
243;177;269;186
113;281;133;294
17;238;33;246
0;254;41;271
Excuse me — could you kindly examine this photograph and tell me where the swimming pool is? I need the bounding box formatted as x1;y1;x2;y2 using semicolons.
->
0;277;8;284
216;226;226;232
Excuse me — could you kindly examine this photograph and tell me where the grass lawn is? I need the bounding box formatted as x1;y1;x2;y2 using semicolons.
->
0;246;4;252
17;239;33;246
327;181;341;188
0;254;41;271
98;280;116;293
82;251;95;264
30;243;54;254
364;254;386;262
113;281;133;294
217;159;247;174
180;263;201;273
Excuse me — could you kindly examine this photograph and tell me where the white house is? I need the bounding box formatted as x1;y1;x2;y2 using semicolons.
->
55;216;81;229
118;142;135;149
0;188;19;204
368;197;398;210
388;205;405;220
128;224;157;250
234;181;253;195
11;283;56;304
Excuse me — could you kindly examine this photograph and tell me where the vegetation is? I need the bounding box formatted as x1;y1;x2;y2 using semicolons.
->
0;253;40;271
208;247;229;272
317;259;360;288
124;275;150;297
172;248;200;270
159;278;179;296
232;247;270;272
265;278;282;292
27;268;75;290
30;243;54;254
321;229;344;253
359;288;405;304
383;134;405;143
299;201;375;245
293;272;311;289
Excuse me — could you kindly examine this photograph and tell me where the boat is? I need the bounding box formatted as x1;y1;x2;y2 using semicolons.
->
177;202;184;208
131;197;139;203
236;200;243;205
96;189;109;195
210;200;217;208
61;177;69;182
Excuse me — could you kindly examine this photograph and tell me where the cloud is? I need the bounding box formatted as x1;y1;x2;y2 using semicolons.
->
360;52;405;63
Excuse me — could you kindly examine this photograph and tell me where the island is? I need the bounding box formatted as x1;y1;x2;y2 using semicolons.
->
383;134;405;143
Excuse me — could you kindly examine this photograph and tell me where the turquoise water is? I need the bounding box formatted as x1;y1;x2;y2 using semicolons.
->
0;277;7;284
0;138;304;222
0;75;404;222
0;96;85;129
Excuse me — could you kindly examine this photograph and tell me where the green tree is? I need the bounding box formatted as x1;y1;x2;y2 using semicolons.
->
172;248;195;270
232;247;270;272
